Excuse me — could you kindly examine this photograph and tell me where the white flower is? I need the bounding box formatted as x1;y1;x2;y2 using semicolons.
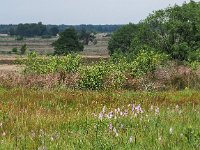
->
169;127;173;134
129;136;133;143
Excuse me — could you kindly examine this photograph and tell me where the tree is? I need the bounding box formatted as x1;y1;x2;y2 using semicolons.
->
79;28;95;45
108;23;138;55
52;27;84;55
131;1;200;60
49;26;59;36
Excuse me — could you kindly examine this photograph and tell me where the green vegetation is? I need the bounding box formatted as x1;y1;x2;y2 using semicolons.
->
0;1;200;149
109;1;200;62
22;52;81;74
52;28;84;55
20;44;27;55
0;89;200;149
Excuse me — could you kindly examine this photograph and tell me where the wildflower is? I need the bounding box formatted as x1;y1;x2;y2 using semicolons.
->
129;136;133;143
135;104;143;114
113;127;119;137
169;127;173;134
158;136;162;141
108;111;114;119
109;123;113;131
155;107;159;115
124;109;128;116
99;112;103;121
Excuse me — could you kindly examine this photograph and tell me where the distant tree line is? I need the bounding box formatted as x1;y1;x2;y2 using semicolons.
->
0;23;122;37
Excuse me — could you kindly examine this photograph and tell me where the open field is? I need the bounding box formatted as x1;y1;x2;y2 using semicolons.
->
0;34;109;56
0;88;200;149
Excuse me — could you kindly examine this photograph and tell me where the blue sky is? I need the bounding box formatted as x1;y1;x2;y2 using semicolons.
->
0;0;198;24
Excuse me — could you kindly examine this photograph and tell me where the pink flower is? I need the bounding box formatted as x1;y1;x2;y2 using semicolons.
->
99;112;103;121
109;123;113;130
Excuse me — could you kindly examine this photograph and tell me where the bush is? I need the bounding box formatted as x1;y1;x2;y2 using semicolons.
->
23;52;81;74
15;36;24;41
79;63;108;90
12;47;18;53
20;44;27;55
129;48;168;77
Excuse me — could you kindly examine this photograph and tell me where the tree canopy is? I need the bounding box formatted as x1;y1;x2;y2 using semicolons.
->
52;27;83;55
109;1;200;61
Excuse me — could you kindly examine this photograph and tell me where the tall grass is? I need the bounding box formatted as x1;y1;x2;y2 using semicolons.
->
0;88;199;149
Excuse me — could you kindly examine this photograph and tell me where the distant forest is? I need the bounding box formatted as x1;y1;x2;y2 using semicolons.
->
0;23;122;37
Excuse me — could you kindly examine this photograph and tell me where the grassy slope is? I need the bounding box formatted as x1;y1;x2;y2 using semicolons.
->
0;88;200;149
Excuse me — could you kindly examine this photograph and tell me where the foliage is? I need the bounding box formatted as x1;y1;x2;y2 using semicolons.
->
108;23;138;55
79;28;95;45
15;36;24;41
108;1;200;61
20;44;27;55
79;62;108;90
49;26;59;36
53;27;84;55
134;1;200;61
23;52;81;74
129;48;168;77
12;47;18;53
15;22;47;37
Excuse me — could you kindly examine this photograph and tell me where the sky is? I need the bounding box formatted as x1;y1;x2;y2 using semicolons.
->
0;0;199;25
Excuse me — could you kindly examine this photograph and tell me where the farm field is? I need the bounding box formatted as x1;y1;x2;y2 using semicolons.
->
0;88;200;149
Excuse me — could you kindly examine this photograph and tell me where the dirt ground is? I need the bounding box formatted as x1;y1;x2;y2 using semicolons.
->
0;64;22;72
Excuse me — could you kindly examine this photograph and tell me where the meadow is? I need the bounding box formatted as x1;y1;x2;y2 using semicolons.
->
0;34;200;149
0;52;200;149
0;88;200;149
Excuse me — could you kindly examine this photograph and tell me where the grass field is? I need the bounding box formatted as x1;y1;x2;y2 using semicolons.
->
0;34;109;56
0;34;200;149
0;88;200;149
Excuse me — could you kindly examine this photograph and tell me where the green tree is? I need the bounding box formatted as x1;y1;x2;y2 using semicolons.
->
52;27;84;55
79;28;95;45
131;1;200;60
108;23;138;55
49;26;59;36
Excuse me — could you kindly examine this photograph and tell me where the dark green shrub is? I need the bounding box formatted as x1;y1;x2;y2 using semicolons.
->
12;47;18;53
